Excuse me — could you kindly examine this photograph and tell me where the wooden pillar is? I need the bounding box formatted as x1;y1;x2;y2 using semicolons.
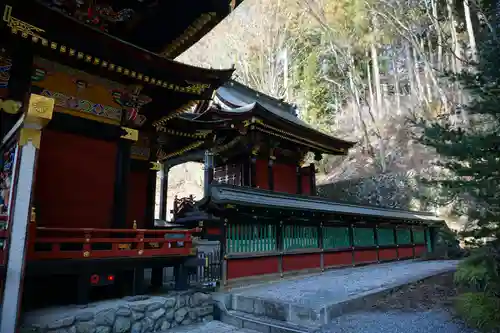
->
374;224;380;263
394;225;400;260
319;222;324;271
410;225;416;258
249;156;256;188
0;93;55;333
296;166;302;195
0;42;44;333
159;164;169;220
203;150;214;197
309;163;316;195
277;220;283;277
145;161;157;229
348;223;355;266
268;158;274;191
111;116;136;229
221;218;228;286
151;165;168;289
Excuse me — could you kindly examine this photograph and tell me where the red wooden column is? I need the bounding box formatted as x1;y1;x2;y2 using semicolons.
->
309;163;316;195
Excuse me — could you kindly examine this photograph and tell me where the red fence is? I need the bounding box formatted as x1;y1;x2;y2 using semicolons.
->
27;225;200;260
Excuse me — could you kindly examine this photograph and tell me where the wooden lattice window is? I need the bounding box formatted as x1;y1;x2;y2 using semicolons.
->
214;164;241;186
323;227;351;249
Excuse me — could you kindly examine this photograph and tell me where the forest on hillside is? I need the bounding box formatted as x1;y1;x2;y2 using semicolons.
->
172;0;485;229
174;2;500;327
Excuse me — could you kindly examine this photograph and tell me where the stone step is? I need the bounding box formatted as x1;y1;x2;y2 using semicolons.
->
226;261;459;328
220;310;319;333
231;294;326;328
164;320;260;333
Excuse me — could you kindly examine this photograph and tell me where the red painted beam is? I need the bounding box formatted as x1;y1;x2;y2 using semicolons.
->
353;249;378;264
282;253;321;272
324;251;352;267
227;256;279;279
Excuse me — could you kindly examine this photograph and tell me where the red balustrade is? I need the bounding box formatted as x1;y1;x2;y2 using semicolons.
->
27;225;200;261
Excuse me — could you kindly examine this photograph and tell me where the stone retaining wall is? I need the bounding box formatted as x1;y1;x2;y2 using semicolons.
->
21;291;214;333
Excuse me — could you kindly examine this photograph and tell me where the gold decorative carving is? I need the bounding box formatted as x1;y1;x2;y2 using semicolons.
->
251;145;260;156
3;5;45;38
0;99;22;114
161;12;216;58
158;128;210;138
3;7;211;95
26;94;55;127
150;161;161;171
156;141;204;162
152;100;199;130
211;136;242;154
259;122;345;153
120;127;138;141
19;128;42;148
243;117;263;127
30;207;36;223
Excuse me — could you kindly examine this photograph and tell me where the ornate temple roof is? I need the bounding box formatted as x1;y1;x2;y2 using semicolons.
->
155;80;357;164
210;80;356;155
203;184;444;223
1;1;238;129
34;0;245;59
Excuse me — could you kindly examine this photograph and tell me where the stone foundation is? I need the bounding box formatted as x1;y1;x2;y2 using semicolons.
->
21;291;214;333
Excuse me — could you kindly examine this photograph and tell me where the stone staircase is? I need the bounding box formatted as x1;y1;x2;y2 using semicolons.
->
215;260;460;333
216;293;318;333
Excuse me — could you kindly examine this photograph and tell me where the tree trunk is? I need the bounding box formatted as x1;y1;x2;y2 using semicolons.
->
463;0;478;63
371;43;383;118
431;0;443;71
392;58;401;115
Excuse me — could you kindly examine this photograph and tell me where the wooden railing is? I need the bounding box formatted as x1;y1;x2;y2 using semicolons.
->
27;225;200;261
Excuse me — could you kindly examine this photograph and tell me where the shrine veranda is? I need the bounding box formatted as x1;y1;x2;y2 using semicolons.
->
0;0;442;331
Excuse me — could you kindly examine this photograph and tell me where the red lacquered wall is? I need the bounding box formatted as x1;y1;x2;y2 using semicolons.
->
379;248;398;261
324;251;352;267
414;245;426;257
126;170;148;229
273;163;297;194
282;253;321;272
353;250;378;263
35;130;116;229
398;247;414;259
255;159;268;189
301;167;311;195
227;256;280;279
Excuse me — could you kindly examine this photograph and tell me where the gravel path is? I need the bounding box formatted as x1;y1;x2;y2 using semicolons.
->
319;272;479;333
234;260;459;308
319;310;478;333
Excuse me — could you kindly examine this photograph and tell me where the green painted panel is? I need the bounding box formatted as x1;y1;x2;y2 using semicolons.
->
396;229;412;244
353;228;375;246
282;225;318;250
323;227;351;249
377;228;395;246
413;230;425;244
226;224;277;253
425;227;434;252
